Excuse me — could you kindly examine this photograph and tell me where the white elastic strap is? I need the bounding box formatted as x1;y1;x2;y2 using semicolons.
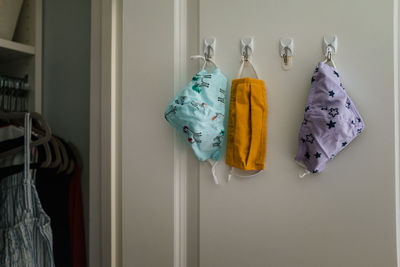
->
24;113;31;180
295;160;310;179
24;113;33;210
190;55;218;70
299;170;310;179
236;56;259;79
322;58;337;69
207;159;219;185
227;166;263;181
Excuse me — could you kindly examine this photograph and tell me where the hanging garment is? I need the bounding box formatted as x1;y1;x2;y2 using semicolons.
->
226;59;268;172
295;62;365;174
0;136;25;180
68;165;87;267
0;125;24;167
36;144;73;267
0;114;55;267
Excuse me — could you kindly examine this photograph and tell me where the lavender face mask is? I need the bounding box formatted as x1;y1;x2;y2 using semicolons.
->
295;62;365;173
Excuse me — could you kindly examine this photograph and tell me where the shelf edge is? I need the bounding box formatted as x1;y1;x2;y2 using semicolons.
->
0;38;35;55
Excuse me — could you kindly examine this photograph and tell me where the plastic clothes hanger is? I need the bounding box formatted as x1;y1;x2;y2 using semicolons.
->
55;137;70;173
48;137;62;169
66;151;75;175
28;120;53;167
0;122;52;168
68;141;82;172
61;139;75;175
0;112;52;158
40;142;52;168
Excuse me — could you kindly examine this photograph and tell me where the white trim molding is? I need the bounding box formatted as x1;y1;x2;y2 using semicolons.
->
90;0;122;266
174;0;188;267
395;0;400;265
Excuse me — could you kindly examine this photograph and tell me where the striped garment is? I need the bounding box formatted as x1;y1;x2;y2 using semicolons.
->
0;172;55;266
0;114;55;266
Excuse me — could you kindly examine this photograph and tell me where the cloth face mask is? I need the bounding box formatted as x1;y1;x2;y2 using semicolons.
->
295;61;365;174
226;60;268;174
165;68;227;163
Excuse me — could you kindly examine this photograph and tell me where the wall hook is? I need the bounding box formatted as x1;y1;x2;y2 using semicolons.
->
323;35;338;57
241;37;254;61
323;35;338;68
203;37;216;60
279;38;294;70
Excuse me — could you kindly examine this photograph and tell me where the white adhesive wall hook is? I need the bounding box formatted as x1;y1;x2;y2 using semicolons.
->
323;35;338;68
323;35;338;56
240;37;254;60
279;38;294;70
203;37;216;59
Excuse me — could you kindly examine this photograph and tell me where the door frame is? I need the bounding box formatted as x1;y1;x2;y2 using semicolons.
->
89;0;122;266
90;0;191;266
395;0;400;265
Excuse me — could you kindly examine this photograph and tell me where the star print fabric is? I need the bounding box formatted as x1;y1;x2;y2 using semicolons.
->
295;62;365;173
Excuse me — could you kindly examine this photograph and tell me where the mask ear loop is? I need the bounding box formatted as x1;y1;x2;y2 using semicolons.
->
295;161;311;179
207;159;220;184
190;55;218;71
237;47;259;79
227;167;263;182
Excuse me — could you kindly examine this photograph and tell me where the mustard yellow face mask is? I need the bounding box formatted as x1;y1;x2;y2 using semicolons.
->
225;59;267;178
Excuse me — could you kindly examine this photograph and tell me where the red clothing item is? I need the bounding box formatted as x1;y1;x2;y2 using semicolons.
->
69;166;87;267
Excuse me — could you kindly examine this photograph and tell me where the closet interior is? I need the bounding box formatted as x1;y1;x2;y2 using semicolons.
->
0;0;89;266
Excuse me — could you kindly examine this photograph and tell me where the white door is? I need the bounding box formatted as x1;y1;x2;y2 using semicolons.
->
121;0;399;266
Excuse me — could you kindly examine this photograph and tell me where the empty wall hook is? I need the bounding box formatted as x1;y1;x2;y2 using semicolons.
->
279;38;294;70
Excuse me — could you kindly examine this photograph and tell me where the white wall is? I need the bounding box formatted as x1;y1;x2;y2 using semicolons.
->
42;0;91;252
122;0;175;266
121;0;399;266
198;0;398;266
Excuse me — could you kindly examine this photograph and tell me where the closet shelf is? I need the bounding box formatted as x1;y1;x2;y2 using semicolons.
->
0;38;35;61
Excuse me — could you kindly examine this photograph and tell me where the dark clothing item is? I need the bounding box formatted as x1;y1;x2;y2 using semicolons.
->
68;166;87;267
35;145;73;267
0;131;87;267
0;136;24;151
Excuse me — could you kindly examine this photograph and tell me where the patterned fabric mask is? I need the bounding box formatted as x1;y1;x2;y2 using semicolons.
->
165;67;227;168
295;62;365;174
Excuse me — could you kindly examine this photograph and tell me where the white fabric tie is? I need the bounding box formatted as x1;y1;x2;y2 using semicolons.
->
207;159;220;185
295;161;311;178
24;113;31;180
190;55;218;70
298;170;310;178
236;56;259;79
227;166;263;182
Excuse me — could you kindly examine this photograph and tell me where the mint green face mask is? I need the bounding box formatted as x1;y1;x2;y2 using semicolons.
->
165;67;227;164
